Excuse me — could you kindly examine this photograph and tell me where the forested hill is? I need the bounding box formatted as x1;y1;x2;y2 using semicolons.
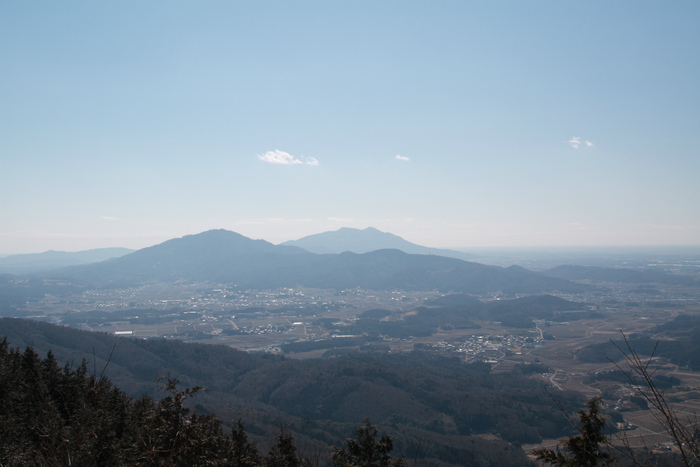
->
0;317;262;397
0;318;583;466
49;229;585;295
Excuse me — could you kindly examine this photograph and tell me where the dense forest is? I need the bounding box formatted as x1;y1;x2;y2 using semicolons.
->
0;318;588;466
0;338;315;466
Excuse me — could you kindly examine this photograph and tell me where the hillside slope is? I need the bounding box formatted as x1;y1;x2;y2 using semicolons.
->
1;318;580;465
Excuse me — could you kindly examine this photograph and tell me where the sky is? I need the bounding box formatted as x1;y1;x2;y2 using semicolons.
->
1;1;699;255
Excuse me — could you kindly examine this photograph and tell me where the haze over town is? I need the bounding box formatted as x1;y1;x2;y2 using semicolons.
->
2;1;699;255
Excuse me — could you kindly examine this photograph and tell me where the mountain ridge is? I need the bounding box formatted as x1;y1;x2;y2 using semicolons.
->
51;229;586;295
0;247;134;275
281;227;475;261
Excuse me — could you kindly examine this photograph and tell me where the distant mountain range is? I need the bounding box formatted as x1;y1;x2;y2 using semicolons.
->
0;248;134;275
281;227;475;260
52;229;584;295
542;265;697;286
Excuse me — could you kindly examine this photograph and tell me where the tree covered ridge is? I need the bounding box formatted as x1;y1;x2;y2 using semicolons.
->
0;338;412;467
0;339;291;466
7;333;695;466
1;318;583;465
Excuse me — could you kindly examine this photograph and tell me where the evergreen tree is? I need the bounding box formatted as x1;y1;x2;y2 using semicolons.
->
331;418;405;467
533;397;615;467
265;427;310;467
230;419;264;466
0;340;267;467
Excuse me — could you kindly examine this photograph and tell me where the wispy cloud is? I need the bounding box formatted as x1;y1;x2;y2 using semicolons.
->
395;154;410;161
257;149;319;166
568;136;594;149
100;216;120;221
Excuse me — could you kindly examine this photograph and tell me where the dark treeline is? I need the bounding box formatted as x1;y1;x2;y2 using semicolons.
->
0;338;543;466
0;338;312;466
0;319;589;465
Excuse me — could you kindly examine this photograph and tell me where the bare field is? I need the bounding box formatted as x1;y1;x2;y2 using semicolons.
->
519;306;700;457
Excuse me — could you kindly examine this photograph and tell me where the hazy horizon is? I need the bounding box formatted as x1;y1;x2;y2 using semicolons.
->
2;226;699;258
2;2;699;255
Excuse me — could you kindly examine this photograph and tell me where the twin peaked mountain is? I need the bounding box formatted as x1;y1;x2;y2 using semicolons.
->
57;229;583;294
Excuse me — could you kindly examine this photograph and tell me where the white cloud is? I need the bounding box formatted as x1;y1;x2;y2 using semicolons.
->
395;154;410;161
100;216;120;221
568;136;594;149
257;149;319;166
257;149;302;165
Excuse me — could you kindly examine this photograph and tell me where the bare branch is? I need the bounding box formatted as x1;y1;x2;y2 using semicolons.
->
610;332;699;466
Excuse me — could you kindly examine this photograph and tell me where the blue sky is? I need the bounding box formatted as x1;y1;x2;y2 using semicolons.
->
1;1;699;254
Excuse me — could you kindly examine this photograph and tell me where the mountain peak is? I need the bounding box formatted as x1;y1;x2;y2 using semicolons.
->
281;227;473;260
48;228;583;294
